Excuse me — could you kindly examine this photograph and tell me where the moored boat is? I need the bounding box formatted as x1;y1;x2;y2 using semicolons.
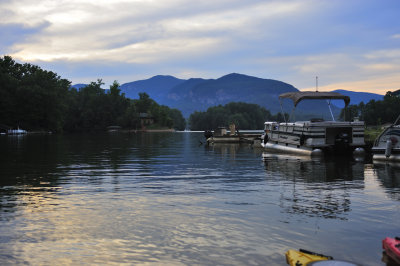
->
382;237;400;264
286;249;359;266
205;124;260;144
7;127;27;135
261;91;365;156
372;114;400;162
205;126;240;144
286;249;332;266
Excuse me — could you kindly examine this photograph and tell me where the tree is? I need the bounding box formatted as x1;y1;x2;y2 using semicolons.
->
188;102;273;130
0;56;71;132
0;56;185;132
135;92;154;113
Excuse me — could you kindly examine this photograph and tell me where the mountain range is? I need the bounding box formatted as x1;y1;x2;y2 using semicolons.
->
72;73;384;119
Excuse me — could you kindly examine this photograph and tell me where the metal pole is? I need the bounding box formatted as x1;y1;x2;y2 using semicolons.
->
327;99;335;121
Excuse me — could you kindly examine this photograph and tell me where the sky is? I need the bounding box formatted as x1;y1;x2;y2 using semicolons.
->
1;0;400;94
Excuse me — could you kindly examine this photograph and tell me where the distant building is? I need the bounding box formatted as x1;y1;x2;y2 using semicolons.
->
139;113;154;129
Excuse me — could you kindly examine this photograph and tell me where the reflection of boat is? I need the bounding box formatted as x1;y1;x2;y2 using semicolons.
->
260;91;365;155
372;114;400;162
372;162;400;201
263;153;364;220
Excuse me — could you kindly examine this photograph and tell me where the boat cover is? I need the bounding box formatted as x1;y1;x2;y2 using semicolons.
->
279;91;350;107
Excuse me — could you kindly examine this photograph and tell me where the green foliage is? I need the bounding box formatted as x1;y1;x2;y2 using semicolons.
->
0;55;71;132
168;108;186;130
131;92;185;130
339;91;400;125
0;56;185;132
189;102;274;130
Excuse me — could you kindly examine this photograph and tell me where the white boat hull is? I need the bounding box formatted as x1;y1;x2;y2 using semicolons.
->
262;142;315;155
373;153;400;162
260;120;365;156
371;124;400;162
372;148;400;162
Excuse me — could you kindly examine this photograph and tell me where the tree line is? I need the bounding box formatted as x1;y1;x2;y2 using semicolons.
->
340;90;400;125
190;91;400;130
2;56;398;133
189;102;287;131
0;56;185;132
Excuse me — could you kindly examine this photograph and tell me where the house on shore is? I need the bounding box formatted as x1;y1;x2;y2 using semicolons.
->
139;113;154;130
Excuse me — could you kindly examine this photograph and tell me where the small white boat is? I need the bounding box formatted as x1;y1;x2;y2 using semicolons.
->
261;91;365;155
7;127;27;135
372;114;400;161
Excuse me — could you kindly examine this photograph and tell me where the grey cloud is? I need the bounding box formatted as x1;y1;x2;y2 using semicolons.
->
0;21;50;53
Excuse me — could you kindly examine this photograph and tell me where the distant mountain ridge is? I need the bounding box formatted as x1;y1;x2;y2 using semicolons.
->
119;75;185;103
72;73;385;118
70;84;88;90
163;73;300;116
332;89;384;107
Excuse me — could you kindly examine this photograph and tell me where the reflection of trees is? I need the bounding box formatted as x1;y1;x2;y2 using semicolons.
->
263;154;365;220
0;133;165;215
373;163;400;201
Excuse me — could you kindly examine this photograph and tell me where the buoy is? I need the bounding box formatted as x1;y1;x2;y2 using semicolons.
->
385;139;393;158
353;147;365;155
311;149;323;156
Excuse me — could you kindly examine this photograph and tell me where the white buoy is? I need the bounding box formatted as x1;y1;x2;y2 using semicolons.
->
385;139;393;158
353;147;365;155
311;148;323;156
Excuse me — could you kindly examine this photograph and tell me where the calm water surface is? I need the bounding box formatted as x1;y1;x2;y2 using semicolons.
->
0;132;399;265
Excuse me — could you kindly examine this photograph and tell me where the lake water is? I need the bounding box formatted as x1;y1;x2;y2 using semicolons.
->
0;132;399;265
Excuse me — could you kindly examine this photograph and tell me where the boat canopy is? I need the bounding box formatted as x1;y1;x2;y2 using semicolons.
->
279;91;350;107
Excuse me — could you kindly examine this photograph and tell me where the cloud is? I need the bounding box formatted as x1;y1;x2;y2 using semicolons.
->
1;0;400;94
303;74;400;95
6;0;306;64
0;22;49;53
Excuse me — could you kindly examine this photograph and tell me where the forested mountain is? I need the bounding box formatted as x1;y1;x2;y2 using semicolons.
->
118;73;300;117
165;73;299;116
114;74;384;119
119;75;185;103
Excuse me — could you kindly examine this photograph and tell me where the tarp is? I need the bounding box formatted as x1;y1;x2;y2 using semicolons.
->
279;91;350;107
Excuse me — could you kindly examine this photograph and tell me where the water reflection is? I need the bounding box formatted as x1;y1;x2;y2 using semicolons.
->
262;153;365;220
373;162;400;201
0;133;399;265
205;143;261;158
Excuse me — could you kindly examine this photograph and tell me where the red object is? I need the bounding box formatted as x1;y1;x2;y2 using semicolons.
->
382;237;400;264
